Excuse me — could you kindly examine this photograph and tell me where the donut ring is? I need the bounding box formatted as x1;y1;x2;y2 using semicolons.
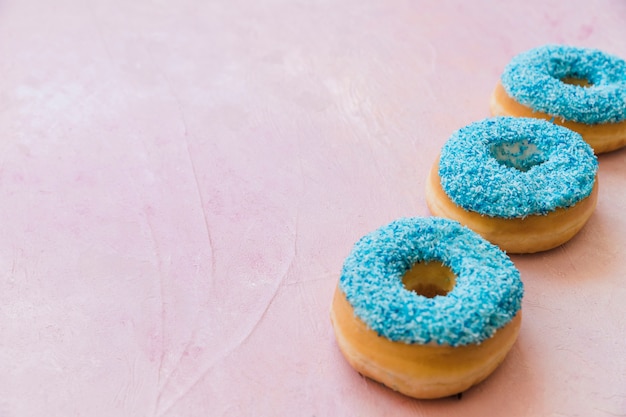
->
330;217;523;399
490;44;626;153
425;117;598;254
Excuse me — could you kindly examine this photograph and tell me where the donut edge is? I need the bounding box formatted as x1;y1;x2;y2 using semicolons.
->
490;81;626;154
330;287;522;399
425;158;599;254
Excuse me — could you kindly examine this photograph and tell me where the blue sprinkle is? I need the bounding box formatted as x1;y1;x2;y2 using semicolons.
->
439;116;597;218
501;44;626;124
339;217;523;347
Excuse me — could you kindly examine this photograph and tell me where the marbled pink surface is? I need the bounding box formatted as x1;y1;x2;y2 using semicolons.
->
1;0;626;416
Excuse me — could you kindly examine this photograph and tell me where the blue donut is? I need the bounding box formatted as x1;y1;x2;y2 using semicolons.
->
339;217;523;347
501;44;626;125
439;116;598;219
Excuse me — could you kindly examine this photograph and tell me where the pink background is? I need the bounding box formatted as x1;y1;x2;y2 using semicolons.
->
1;0;625;416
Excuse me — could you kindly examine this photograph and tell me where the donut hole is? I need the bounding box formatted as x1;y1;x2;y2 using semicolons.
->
402;261;456;298
560;77;592;87
489;139;546;172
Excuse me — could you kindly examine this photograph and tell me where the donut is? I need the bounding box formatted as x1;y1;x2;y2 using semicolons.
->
330;217;523;399
425;116;598;254
490;44;626;154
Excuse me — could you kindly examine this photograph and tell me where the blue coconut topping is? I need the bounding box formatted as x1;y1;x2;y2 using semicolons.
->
501;44;626;124
339;217;523;347
439;117;597;218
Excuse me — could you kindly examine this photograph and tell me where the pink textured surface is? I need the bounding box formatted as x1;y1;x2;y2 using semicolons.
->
1;0;626;416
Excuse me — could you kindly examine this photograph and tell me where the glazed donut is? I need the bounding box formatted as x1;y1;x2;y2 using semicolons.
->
330;217;523;399
425;116;598;254
490;44;626;154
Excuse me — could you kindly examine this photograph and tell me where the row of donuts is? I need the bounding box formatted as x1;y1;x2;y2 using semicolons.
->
330;44;626;400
